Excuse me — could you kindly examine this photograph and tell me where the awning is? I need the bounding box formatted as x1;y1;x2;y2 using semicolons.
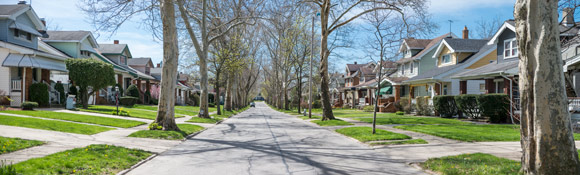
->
9;22;42;36
377;86;392;95
2;53;67;72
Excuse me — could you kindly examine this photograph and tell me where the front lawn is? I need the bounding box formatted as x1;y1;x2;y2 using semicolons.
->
0;115;114;135
12;144;151;174
311;119;353;126
128;124;204;140
395;124;580;142
422;153;522;175
186;117;221;124
78;105;184;120
299;115;322;120
369;139;428;146
355;115;469;125
0;136;44;154
129;104;217;115
0;110;146;128
335;126;411;142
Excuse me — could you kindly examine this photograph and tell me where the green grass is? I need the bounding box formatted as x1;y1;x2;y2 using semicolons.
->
186;117;221;124
12;144;151;174
395;124;580;142
78;105;184;120
422;153;522;175
0;110;146;128
355;115;470;125
128;104;218;116
128;124;204;140
311;119;354;126
335;126;411;142
369;139;428;145
0;115;114;135
0;136;44;154
299;115;322;120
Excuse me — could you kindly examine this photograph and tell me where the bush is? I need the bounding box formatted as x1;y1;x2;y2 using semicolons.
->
395;111;405;115
362;105;375;112
126;84;140;98
21;101;38;110
415;96;433;116
208;93;215;104
208;103;215;107
69;86;78;96
191;93;200;106
455;94;481;119
148;123;163;130
29;83;49;107
119;96;139;106
150;98;158;105
397;97;413;114
312;100;321;109
54;82;65;104
433;95;457;118
477;94;509;123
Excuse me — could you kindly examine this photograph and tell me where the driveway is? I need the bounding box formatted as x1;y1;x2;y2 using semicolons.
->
128;102;424;175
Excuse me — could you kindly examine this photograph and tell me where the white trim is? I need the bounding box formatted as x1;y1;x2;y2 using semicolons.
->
432;39;455;58
487;21;516;45
441;54;452;65
503;38;518;59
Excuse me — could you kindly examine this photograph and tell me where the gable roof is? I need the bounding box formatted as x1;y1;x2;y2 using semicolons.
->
346;63;367;72
401;38;431;51
433;38;489;58
44;31;99;48
451;60;518;80
128;57;153;66
487;20;516;45
396;33;456;64
99;44;132;57
0;4;45;31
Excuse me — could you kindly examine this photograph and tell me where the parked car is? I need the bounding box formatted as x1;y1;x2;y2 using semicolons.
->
250;102;255;107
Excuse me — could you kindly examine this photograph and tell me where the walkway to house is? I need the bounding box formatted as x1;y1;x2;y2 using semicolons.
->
0;108;217;164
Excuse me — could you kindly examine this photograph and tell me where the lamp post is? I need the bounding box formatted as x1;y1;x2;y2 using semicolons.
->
309;12;320;119
115;86;119;115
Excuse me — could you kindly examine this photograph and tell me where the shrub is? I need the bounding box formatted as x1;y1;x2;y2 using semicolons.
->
455;94;481;119
415;96;433;116
397;97;413;114
143;90;151;104
208;93;215;103
148;123;163;130
119;96;139;106
150;98;158;105
126;84;140;98
208;103;215;107
312;100;321;109
54;82;66;104
69;86;78;96
0;160;16;175
29;83;49;107
191;93;200;106
477;94;509;123
395;111;405;115
433;95;457;118
21;101;38;110
362;105;375;112
110;107;130;116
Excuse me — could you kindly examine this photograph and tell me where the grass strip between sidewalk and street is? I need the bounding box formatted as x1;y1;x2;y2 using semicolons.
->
0;110;146;128
0;115;114;135
128;124;204;140
311;119;353;126
78;105;184;120
422;153;522;175
0;136;44;155
335;126;411;142
355;115;470;125
369;139;428;146
10;144;151;174
186;117;221;124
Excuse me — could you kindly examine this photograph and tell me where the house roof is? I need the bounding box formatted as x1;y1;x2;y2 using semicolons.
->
441;38;489;52
346;63;366;72
45;31;91;42
406;44;496;83
396;33;455;64
99;44;130;55
0;4;45;31
0;4;27;16
379;61;397;69
403;38;431;49
128;57;152;66
359;66;375;75
488;20;516;45
452;60;519;79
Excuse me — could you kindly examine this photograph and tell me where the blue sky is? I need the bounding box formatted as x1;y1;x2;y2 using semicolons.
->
2;0;517;72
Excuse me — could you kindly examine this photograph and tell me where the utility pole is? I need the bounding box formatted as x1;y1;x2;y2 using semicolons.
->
309;14;314;119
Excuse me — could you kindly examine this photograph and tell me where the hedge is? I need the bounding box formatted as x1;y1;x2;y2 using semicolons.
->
126;84;140;98
120;96;139;106
454;94;481;119
55;82;66;104
29;83;49;107
433;95;457;118
415;96;432;116
22;101;38;110
477;94;509;123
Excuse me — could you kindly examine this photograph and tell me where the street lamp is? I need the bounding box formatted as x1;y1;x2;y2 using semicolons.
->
115;86;119;115
309;12;320;119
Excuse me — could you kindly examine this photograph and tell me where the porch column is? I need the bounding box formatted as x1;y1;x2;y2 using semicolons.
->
394;85;401;101
367;88;371;105
434;83;441;96
485;79;495;94
137;79;142;91
459;80;467;94
41;69;50;83
503;78;510;95
410;86;415;98
24;68;33;101
351;90;356;108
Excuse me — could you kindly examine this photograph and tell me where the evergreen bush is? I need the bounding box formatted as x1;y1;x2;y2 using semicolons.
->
29;83;49;107
433;95;457;118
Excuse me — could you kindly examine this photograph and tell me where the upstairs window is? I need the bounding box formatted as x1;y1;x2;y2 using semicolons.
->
401;64;406;74
13;29;32;41
120;55;127;65
80;51;91;57
410;62;414;73
504;38;518;58
442;54;451;64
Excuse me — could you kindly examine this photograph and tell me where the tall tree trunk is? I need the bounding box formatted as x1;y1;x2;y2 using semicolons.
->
319;2;335;120
155;0;179;131
297;68;302;114
515;0;580;174
215;74;221;115
225;76;232;111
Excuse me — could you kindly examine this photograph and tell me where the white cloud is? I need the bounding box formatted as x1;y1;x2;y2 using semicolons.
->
428;0;516;14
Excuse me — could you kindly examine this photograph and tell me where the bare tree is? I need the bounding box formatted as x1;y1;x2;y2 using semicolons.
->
514;0;580;174
305;0;430;120
474;16;502;39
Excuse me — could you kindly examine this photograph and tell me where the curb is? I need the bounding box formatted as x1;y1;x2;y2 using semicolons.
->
117;154;158;175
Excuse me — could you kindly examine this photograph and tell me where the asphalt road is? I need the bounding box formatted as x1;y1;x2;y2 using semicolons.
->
128;102;424;175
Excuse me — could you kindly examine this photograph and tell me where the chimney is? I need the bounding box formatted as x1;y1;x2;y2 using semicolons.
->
157;63;161;68
563;8;575;27
18;0;26;5
114;40;119;44
40;18;46;27
354;61;357;65
462;26;469;39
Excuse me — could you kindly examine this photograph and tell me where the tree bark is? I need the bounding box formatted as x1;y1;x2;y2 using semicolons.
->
319;1;335;120
225;75;233;111
155;0;180;131
515;0;580;174
215;74;221;115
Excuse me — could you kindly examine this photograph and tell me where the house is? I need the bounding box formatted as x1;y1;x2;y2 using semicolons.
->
98;41;155;91
128;57;159;103
403;27;496;101
0;2;69;107
329;72;345;107
150;63;193;105
391;33;457;101
341;62;376;107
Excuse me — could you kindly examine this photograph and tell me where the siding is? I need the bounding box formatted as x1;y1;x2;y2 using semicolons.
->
418;48;437;74
46;42;79;58
466;50;498;69
467;80;485;94
496;29;517;63
0;49;10;93
437;46;454;66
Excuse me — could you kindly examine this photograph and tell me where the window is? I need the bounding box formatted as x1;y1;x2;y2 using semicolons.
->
120;55;127;65
80;51;91;57
401;64;406;74
410;62;414;73
441;54;451;64
443;85;448;95
13;29;32;41
480;84;485;93
504;38;518;58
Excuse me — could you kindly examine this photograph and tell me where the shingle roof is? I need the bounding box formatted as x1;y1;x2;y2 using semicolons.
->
404;39;431;49
128;58;152;66
0;5;27;16
379;61;397;69
346;63;366;72
452;60;518;79
44;31;91;41
442;38;489;52
385;77;408;84
396;33;453;64
99;44;127;54
360;66;375;75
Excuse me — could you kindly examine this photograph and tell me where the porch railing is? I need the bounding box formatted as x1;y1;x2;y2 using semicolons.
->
11;79;22;91
569;97;580;113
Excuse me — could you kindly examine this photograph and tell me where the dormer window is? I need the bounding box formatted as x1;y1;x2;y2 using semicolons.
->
410;62;414;73
80;51;91;57
504;38;518;58
13;29;32;41
401;64;406;74
442;54;451;64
